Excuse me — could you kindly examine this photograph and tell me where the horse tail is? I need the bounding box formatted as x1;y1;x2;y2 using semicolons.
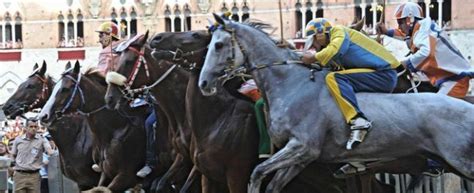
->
406;174;424;191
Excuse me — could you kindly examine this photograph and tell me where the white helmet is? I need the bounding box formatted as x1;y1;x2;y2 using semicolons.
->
394;2;424;20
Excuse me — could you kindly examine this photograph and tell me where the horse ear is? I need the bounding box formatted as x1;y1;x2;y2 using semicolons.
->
65;61;71;70
33;63;39;71
39;60;47;76
213;13;226;26
140;31;149;46
73;60;80;73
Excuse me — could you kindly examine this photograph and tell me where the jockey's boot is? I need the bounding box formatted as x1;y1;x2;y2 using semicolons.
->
333;162;367;179
346;117;372;150
136;165;153;178
91;164;101;173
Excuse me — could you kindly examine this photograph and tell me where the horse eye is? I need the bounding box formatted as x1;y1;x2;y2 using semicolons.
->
215;42;223;50
192;33;200;39
26;84;35;89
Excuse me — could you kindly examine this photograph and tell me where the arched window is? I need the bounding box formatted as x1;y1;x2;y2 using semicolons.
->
120;7;128;38
111;8;118;24
184;4;192;31
67;12;74;45
77;11;84;39
58;13;65;47
295;1;303;38
174;5;182;32
242;2;250;21
130;8;138;36
305;1;312;25
231;3;239;21
14;12;22;44
165;6;172;32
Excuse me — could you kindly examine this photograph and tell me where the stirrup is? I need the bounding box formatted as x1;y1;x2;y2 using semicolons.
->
92;164;101;173
333;163;367;179
346;129;368;150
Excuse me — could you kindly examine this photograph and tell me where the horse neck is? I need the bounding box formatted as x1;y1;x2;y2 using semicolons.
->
48;115;89;157
186;71;237;140
147;56;189;132
80;76;125;137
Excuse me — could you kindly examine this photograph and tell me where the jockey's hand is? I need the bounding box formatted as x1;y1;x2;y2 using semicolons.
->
376;22;387;35
301;52;317;65
400;60;408;69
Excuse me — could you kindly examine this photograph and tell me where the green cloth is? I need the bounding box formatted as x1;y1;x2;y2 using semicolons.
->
255;98;271;155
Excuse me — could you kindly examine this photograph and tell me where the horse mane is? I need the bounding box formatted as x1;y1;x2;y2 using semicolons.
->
241;19;296;50
84;68;108;87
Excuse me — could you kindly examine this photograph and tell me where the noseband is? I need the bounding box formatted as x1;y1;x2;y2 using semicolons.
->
55;73;105;118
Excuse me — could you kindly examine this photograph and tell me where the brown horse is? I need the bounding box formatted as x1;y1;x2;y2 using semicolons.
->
2;61;100;190
105;33;197;193
38;62;149;193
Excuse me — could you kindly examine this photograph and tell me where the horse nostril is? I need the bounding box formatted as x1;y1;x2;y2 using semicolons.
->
200;80;208;88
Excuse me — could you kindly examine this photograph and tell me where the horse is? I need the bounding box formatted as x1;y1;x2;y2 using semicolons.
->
2;61;100;190
198;14;474;193
38;62;149;193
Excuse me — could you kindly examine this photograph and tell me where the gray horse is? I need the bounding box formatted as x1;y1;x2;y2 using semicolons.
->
198;13;474;193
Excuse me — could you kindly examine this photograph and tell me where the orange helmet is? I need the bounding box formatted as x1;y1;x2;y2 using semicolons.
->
96;22;120;39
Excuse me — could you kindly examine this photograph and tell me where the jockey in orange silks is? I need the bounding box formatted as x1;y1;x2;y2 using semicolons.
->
379;2;473;98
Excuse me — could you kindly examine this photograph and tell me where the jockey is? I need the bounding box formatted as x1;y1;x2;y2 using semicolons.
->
95;22;122;75
302;18;400;178
238;79;271;158
378;2;473;98
302;18;400;150
93;22;157;178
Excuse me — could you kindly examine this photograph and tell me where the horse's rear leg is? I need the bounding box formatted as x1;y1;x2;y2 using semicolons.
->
248;139;314;193
155;154;185;192
107;173;137;192
265;164;308;193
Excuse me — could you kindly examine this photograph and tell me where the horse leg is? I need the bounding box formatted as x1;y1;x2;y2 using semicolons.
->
155;154;185;192
98;172;110;187
107;173;136;192
248;139;314;193
201;175;227;193
180;165;201;193
264;164;308;193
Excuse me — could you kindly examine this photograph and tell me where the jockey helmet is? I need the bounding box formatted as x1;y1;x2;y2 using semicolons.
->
304;18;332;51
96;22;120;40
305;18;332;36
394;2;424;20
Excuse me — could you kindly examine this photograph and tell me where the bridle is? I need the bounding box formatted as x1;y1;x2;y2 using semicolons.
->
23;74;50;112
214;26;311;83
55;73;105;118
110;45;177;101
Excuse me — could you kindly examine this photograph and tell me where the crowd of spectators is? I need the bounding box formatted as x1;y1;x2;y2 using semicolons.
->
57;36;84;48
0;39;23;49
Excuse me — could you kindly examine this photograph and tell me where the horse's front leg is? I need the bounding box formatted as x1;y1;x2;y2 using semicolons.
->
179;165;201;193
264;164;308;193
248;138;316;193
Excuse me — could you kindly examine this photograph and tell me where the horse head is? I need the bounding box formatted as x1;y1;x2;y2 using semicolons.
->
2;60;53;119
39;61;104;125
104;32;157;110
149;30;211;66
199;13;298;96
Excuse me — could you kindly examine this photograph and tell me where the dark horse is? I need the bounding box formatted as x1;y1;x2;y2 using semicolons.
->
2;61;100;190
38;62;149;192
199;14;474;193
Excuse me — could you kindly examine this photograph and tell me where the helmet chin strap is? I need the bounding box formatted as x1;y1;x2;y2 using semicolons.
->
100;34;112;48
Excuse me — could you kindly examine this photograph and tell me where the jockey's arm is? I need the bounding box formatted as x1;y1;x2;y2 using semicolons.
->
315;26;346;66
405;23;432;72
385;28;406;41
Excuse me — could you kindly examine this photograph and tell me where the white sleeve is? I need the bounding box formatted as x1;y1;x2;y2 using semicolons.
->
408;20;432;69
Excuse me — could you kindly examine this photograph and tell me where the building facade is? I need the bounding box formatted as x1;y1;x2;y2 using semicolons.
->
0;0;473;105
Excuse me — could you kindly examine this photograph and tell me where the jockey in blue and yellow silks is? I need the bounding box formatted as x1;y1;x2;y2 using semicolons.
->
302;18;400;151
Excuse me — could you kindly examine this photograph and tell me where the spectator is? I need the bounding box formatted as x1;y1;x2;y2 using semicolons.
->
67;37;75;47
76;37;84;47
6;40;13;49
40;133;56;193
295;30;302;39
15;39;23;49
11;119;54;193
58;37;66;48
